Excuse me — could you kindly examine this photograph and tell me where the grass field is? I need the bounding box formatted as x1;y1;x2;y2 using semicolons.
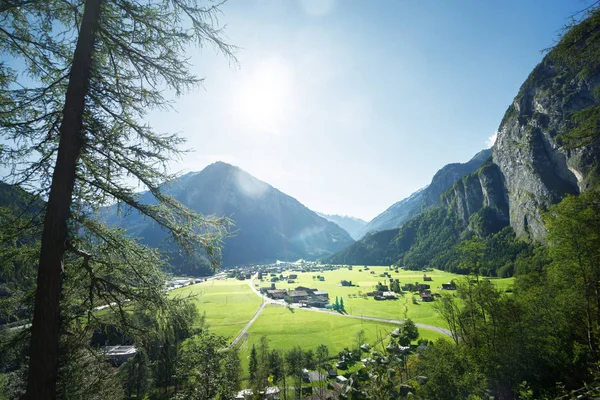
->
255;266;514;329
170;278;261;339
169;266;511;366
236;305;448;376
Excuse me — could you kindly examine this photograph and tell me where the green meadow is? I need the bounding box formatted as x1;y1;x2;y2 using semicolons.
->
170;278;261;339
236;305;448;376
256;266;514;329
170;266;512;354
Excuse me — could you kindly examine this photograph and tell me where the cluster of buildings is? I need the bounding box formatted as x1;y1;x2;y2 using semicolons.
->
166;276;204;291
261;285;330;308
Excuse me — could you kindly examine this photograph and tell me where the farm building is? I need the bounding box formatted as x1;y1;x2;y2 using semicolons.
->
285;290;309;303
266;289;287;299
101;345;137;365
420;292;433;302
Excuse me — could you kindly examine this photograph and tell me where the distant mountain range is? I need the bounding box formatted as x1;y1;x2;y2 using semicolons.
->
357;149;491;238
103;162;354;274
316;213;366;240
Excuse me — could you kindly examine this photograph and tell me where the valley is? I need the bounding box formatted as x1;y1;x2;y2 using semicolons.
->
1;1;599;398
171;264;512;355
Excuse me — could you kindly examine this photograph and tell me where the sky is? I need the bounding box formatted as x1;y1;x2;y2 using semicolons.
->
96;1;597;220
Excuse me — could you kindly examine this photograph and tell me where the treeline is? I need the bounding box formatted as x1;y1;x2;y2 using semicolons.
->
412;189;600;399
1;301;241;399
329;205;532;277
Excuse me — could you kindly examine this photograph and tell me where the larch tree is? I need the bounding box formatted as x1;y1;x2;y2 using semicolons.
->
0;0;235;398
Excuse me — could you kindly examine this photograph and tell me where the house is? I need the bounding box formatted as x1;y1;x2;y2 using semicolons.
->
318;276;325;281
300;296;329;308
420;292;433;302
101;345;137;365
289;274;298;279
336;375;349;384
442;282;456;290
295;286;317;295
263;387;280;400
382;291;397;299
327;369;338;378
267;289;287;299
423;275;432;282
313;290;329;299
340;280;353;287
418;284;430;292
285;290;309;303
235;389;253;399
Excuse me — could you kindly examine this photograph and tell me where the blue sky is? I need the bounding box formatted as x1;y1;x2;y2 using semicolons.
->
146;0;581;221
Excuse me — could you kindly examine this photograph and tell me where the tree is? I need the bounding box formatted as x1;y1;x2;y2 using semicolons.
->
173;331;241;400
120;349;151;399
285;346;304;400
339;297;345;311
1;1;235;397
545;190;600;362
249;345;258;387
398;319;419;346
256;336;271;391
315;344;329;398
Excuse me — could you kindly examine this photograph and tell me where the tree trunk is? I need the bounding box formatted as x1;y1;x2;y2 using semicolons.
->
25;0;103;398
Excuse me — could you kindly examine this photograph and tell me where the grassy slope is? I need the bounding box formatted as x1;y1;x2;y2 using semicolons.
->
170;278;261;339
236;305;448;377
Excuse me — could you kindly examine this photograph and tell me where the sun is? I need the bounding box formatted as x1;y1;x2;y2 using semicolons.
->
234;56;294;134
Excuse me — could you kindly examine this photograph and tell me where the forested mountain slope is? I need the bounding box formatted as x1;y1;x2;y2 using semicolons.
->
104;162;354;274
357;149;491;238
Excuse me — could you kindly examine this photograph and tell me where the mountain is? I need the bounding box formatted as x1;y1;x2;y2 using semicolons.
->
330;19;600;274
104;162;354;274
316;213;366;240
357;148;492;238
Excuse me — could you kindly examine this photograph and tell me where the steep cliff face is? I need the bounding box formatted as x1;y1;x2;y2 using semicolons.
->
358;149;491;238
493;58;600;240
442;163;509;230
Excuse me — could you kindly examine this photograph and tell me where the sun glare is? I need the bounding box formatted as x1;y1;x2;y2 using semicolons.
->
234;57;294;134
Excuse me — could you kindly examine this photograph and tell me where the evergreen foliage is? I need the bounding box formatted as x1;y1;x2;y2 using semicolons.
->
0;0;235;396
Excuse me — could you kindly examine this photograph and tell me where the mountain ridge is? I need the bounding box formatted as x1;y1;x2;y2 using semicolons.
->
357;148;492;238
316;212;366;240
104;161;354;274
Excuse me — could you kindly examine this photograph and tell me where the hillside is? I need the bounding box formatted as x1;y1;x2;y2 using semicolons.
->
357;148;491;238
330;20;600;274
104;162;354;274
316;213;366;239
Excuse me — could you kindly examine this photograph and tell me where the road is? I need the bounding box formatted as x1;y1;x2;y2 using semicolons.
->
241;274;452;338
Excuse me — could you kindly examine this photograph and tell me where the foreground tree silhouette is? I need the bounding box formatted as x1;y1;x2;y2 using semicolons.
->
0;0;235;398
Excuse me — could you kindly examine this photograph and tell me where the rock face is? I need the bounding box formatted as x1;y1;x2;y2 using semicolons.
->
442;163;509;230
492;58;600;240
330;26;600;268
358;149;491;238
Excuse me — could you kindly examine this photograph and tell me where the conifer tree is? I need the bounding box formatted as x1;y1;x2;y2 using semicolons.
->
0;0;235;397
